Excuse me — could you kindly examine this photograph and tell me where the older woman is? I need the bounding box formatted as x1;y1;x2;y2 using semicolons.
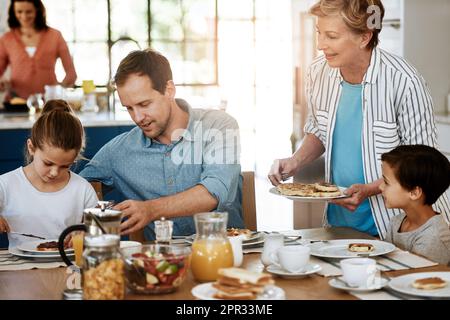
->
0;0;76;100
269;0;450;238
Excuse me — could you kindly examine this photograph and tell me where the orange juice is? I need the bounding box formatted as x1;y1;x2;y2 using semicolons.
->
190;238;233;282
72;233;84;267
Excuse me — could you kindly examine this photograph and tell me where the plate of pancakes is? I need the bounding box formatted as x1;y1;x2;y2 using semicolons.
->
305;239;396;259
270;182;349;202
388;272;450;298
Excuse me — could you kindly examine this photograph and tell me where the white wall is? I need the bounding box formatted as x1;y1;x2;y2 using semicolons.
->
403;0;450;114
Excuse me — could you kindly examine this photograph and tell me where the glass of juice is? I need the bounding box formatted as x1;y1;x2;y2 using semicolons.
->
72;231;85;267
190;212;233;282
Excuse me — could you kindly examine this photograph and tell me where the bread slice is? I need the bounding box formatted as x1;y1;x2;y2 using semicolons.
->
217;267;274;286
412;277;447;290
213;291;257;300
213;282;265;294
348;243;375;253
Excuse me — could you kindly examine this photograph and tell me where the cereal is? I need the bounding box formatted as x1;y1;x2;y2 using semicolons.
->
83;259;125;300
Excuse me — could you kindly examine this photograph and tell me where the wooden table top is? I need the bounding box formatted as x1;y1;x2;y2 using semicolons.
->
1;227;449;300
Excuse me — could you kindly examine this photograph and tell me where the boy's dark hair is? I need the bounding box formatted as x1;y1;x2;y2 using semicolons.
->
114;48;173;95
8;0;48;31
381;145;450;205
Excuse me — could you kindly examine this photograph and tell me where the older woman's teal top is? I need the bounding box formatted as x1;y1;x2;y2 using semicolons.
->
327;81;378;236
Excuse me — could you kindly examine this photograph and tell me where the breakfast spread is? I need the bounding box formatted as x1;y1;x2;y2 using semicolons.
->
276;182;342;197
212;267;274;300
348;243;375;253
412;277;447;290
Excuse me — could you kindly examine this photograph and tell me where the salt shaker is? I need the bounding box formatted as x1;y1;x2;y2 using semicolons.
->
154;217;173;244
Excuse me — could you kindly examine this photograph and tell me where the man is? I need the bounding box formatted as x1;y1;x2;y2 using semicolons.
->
80;49;244;239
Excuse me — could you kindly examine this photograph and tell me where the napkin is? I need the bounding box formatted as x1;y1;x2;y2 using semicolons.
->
0;250;66;271
313;248;438;277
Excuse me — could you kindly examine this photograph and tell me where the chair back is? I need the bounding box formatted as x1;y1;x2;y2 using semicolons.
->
242;171;257;230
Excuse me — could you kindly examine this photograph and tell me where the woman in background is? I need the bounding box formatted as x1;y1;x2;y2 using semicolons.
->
0;0;76;101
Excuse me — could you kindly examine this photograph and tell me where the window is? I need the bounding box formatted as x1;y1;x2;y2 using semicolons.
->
44;0;218;87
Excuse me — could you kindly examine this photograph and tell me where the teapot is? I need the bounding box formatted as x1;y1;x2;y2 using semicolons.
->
58;204;122;266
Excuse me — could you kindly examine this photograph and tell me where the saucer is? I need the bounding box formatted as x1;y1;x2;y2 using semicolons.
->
328;277;389;292
266;263;322;279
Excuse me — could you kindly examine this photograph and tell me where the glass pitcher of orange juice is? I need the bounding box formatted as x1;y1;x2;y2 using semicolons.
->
190;212;233;282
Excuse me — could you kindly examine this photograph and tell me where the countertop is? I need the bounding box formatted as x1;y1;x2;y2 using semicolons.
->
436;114;450;125
0;109;134;130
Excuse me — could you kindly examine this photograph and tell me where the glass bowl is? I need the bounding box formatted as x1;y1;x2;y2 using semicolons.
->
121;244;191;294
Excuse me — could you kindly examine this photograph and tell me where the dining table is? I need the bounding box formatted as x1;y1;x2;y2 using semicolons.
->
0;226;449;300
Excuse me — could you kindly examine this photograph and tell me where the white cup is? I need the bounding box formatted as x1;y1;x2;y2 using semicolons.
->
261;233;284;266
340;258;378;287
228;235;244;267
270;245;310;273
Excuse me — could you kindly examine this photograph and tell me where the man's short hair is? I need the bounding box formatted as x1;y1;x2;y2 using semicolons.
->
381;145;450;206
114;48;173;94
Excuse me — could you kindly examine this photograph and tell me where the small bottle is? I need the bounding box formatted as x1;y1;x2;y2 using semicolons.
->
154;217;173;244
82;234;124;300
81;80;99;112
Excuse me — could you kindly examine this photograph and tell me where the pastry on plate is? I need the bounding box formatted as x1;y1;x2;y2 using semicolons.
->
348;243;375;253
412;277;447;290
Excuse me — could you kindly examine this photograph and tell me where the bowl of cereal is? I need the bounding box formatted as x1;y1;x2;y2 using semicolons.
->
121;244;191;294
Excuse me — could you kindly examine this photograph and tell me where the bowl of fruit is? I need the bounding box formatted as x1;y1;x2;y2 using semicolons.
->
121;244;191;294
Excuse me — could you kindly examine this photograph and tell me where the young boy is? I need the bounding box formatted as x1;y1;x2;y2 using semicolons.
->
380;145;450;265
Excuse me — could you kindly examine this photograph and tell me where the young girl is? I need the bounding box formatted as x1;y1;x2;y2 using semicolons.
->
0;100;98;248
380;145;450;265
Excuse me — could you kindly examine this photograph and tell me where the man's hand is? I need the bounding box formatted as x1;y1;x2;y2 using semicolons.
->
268;157;300;186
115;200;155;235
330;183;379;212
0;216;10;233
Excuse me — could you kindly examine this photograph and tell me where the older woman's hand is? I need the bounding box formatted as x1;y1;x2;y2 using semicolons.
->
330;181;382;211
268;157;301;186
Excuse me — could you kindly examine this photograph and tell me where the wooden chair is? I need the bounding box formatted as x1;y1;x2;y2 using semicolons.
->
242;171;257;231
88;171;257;242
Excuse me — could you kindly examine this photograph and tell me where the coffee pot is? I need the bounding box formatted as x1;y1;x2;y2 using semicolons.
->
58;203;122;266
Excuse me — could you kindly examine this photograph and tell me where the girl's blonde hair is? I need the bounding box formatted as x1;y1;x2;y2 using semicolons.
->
27;99;85;162
310;0;385;49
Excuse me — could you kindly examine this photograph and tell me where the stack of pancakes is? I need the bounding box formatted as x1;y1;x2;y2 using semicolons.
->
212;267;274;300
277;182;342;197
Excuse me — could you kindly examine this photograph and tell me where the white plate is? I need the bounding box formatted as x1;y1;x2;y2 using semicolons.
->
9;247;74;259
329;277;389;292
388;272;450;298
266;263;322;279
17;239;74;255
269;186;349;202
191;283;285;300
306;239;396;259
185;232;265;247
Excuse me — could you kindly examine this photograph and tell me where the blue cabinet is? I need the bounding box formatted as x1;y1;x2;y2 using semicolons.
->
0;125;134;248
